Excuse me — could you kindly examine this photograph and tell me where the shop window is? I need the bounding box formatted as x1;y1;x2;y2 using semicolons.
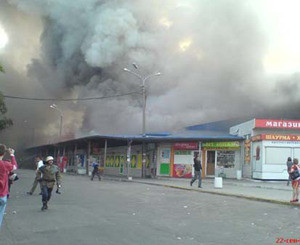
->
217;151;235;168
265;147;292;165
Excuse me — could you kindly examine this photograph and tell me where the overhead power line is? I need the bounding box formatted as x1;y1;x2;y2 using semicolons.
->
3;91;141;101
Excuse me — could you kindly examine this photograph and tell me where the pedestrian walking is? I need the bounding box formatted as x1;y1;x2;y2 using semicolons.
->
27;156;44;195
286;157;293;186
91;162;101;181
289;158;300;203
36;156;62;211
0;144;17;227
190;153;202;188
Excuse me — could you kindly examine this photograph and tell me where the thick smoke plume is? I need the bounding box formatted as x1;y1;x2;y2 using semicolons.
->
0;0;300;149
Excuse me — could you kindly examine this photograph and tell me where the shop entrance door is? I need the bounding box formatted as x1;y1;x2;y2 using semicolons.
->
207;151;216;175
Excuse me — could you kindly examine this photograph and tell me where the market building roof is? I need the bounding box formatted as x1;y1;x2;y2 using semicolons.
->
26;119;244;151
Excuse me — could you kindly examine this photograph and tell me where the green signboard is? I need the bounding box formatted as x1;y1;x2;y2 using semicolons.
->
203;141;240;148
160;163;170;175
174;150;192;155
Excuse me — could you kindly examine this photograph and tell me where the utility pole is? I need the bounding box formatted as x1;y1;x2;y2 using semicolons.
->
123;64;161;178
127;140;132;180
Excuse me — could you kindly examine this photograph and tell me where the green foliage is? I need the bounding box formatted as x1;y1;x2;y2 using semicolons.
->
0;65;13;131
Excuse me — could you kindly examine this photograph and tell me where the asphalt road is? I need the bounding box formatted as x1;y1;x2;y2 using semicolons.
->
1;170;300;245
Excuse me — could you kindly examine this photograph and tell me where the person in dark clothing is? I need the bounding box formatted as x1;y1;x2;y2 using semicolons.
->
190;153;202;188
287;157;293;186
7;172;18;198
91;162;101;181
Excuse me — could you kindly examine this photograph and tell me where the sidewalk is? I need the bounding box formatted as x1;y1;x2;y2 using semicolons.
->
102;175;300;207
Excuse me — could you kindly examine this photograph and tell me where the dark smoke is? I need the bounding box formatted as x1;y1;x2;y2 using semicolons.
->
0;0;299;151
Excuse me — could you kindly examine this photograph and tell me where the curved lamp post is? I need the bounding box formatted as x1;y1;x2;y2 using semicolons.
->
123;65;161;137
50;103;63;140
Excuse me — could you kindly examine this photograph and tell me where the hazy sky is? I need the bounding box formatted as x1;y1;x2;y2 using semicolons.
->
0;0;300;148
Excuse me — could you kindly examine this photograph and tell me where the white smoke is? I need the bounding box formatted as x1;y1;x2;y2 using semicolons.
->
0;0;299;149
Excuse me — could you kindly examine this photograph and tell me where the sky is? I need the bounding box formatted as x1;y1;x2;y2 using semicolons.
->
0;0;300;149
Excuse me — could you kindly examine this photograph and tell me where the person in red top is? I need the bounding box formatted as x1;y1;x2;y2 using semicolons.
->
289;158;300;203
0;144;17;227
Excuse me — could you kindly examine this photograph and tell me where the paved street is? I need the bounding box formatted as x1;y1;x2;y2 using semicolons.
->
1;170;300;245
132;176;299;205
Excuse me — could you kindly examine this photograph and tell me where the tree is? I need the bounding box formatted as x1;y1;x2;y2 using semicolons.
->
0;64;13;130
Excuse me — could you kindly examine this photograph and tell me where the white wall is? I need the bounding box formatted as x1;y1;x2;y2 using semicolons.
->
230;119;255;136
253;128;300;135
253;140;300;179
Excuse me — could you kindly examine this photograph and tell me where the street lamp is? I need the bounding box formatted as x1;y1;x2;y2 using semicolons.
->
50;103;63;140
123;65;161;136
124;64;161;178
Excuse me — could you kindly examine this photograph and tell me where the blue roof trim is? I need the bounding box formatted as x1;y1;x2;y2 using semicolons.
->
79;133;244;141
26;132;244;150
145;132;172;136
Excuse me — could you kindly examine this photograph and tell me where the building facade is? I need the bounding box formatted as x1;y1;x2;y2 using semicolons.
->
26;118;300;180
230;118;300;180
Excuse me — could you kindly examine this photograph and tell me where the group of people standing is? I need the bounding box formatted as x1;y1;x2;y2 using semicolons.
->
0;148;62;228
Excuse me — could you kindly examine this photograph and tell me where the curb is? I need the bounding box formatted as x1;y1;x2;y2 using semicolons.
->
159;184;300;207
155;177;291;192
104;177;300;207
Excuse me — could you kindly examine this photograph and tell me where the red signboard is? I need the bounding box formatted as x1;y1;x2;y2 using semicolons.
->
252;134;300;141
255;119;300;129
173;142;198;150
173;164;192;178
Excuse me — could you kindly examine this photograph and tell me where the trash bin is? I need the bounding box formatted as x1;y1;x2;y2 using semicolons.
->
236;170;242;180
214;177;223;188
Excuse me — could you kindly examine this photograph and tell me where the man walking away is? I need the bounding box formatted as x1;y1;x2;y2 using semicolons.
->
91;162;101;181
190;153;202;188
0;144;17;227
27;156;44;195
37;156;62;211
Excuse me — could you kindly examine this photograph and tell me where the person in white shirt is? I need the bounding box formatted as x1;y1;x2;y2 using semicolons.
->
27;156;44;195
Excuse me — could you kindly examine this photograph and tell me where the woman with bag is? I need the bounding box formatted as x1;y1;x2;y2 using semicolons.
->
289;158;300;202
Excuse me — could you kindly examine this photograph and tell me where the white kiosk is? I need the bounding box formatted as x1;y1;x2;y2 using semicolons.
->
230;119;300;180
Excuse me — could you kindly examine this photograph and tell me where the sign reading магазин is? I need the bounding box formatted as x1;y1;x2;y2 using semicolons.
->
255;119;300;129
